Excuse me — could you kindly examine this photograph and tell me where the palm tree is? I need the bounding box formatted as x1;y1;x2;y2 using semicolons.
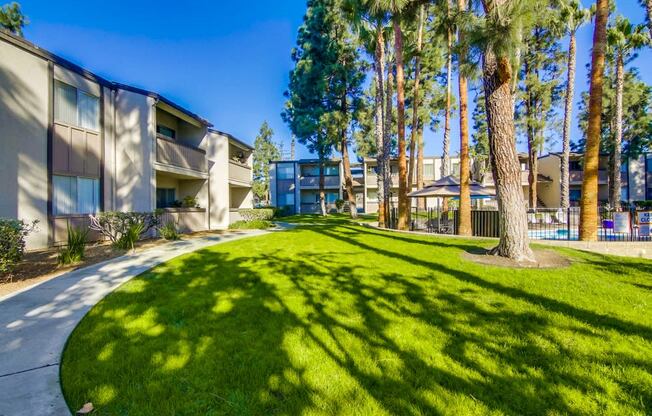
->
579;0;609;241
606;17;648;211
407;4;425;199
441;0;453;182
393;6;409;230
480;0;534;261
559;0;591;210
641;0;652;39
457;0;472;236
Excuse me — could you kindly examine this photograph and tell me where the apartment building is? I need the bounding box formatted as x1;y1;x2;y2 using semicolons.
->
0;30;253;250
538;152;651;207
269;156;461;214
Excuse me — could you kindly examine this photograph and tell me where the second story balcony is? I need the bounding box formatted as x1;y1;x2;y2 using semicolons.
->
229;160;252;186
155;134;207;176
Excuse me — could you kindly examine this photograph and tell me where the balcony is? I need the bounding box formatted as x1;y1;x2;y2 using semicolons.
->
229;160;252;186
156;134;207;175
569;170;608;184
300;175;340;188
366;173;399;187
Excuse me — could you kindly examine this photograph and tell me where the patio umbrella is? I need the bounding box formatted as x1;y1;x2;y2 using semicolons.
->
408;175;495;198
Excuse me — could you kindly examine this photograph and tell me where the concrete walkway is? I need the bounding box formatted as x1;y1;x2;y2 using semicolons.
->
0;229;271;416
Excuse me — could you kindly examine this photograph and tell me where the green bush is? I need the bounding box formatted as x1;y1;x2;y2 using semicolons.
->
58;225;88;265
0;218;38;277
158;222;180;241
183;196;198;208
273;206;291;218
240;208;275;221
229;220;273;230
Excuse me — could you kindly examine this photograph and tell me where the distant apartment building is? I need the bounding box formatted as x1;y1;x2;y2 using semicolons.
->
269;156;461;214
0;30;253;250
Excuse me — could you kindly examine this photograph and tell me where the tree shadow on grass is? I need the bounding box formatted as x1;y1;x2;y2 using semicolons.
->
61;223;652;415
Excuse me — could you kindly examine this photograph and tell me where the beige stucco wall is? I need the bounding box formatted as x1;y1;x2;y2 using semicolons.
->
0;40;50;249
114;89;156;212
206;130;230;229
628;155;646;201
538;155;562;207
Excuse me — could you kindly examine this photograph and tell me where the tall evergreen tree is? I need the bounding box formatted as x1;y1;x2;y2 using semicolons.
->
517;3;564;209
252;122;281;204
0;2;27;36
282;0;338;215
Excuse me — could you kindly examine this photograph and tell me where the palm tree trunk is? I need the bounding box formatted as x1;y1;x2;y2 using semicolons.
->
482;0;533;261
374;27;386;227
610;52;624;211
393;19;409;230
442;4;452;180
384;66;394;226
341;133;357;218
646;0;652;40
408;5;425;217
580;0;609;241
561;32;577;209
457;0;472;236
528;143;538;208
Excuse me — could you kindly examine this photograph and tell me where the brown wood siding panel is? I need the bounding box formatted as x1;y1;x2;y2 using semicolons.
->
85;131;100;176
52;215;102;245
155;135;207;173
53;123;70;172
70;127;85;175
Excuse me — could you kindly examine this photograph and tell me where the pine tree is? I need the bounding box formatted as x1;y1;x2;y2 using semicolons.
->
252;122;280;204
0;2;27;36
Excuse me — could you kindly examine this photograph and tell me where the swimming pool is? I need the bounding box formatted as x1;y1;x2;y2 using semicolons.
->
528;229;579;240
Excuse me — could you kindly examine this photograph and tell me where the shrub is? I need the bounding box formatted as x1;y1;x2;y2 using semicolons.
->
0;218;38;277
240;208;275;222
115;222;145;251
229;220;273;230
88;211;160;247
158;222;180;241
58;225;88;265
273;206;291;218
183;196;198;208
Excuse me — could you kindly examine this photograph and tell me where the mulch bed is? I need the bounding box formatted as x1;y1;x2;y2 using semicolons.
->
462;248;572;269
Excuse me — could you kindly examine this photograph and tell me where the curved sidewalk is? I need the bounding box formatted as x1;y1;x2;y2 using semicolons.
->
0;229;270;416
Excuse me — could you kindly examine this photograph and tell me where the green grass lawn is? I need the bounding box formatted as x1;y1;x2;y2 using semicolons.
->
61;216;652;415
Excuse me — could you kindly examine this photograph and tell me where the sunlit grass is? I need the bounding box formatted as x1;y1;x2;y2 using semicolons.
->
61;217;652;415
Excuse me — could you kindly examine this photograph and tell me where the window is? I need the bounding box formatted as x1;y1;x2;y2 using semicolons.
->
424;164;434;179
367;165;378;175
301;166;319;177
570;189;581;202
452;162;460;176
53;175;100;215
54;81;99;131
390;165;398;174
521;162;528;171
277;164;294;180
301;192;317;204
156;188;176;208
325;165;339;176
156;125;176;139
646;155;652;173
278;192;295;206
569;161;582;171
621;186;629;202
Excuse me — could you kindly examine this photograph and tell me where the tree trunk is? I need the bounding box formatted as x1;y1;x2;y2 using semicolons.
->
408;5;425;217
394;19;409;230
442;4;452;180
319;161;327;216
580;0;609;241
561;32;576;210
417;126;425;209
610;52;624;211
482;0;533;262
457;0;472;236
374;27;387;227
341;135;357;219
528;144;538;209
384;67;394;226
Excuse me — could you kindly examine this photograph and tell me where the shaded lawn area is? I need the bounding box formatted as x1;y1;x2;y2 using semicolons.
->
61;217;652;415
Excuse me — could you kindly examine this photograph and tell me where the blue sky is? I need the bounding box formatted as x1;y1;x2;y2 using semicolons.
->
20;0;651;159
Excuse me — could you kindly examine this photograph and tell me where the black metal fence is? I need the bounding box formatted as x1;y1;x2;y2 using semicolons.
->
387;206;652;242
